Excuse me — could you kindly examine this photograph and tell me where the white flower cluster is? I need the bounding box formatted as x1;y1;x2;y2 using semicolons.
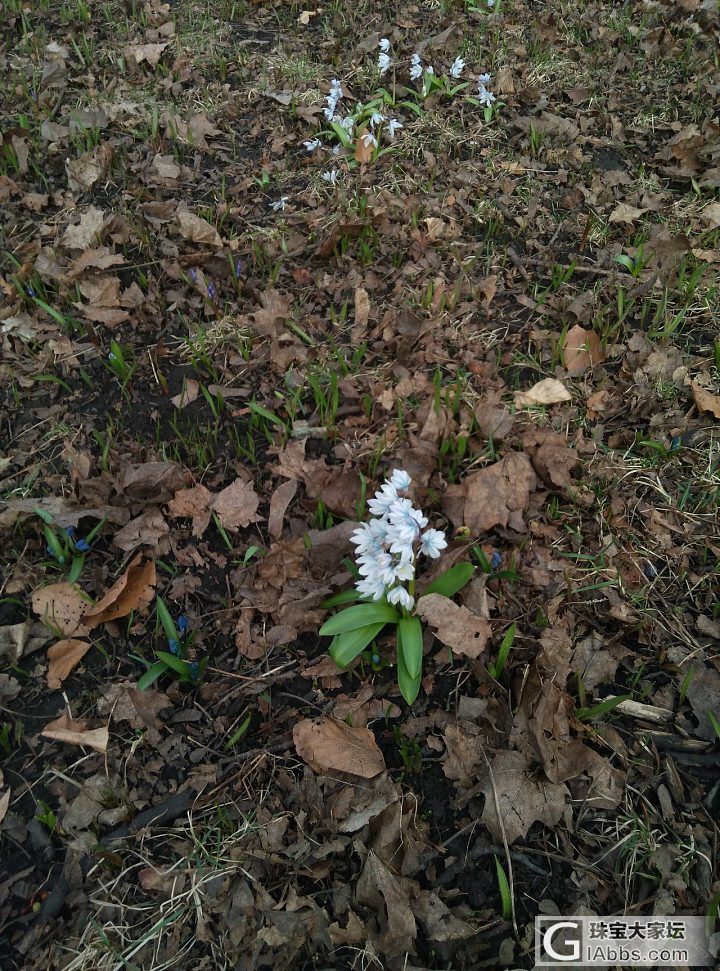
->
350;470;447;611
477;71;496;107
324;78;343;121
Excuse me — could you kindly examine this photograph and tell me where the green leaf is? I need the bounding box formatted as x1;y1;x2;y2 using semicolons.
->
137;660;168;690
155;596;179;643
33;506;55;525
248;401;287;429
67;555;85;585
156;651;192;677
396;636;421;705
320;603;399;636
421;562;474;598
397;616;423;680
329;623;385;667
322;589;363;609
494;855;512;920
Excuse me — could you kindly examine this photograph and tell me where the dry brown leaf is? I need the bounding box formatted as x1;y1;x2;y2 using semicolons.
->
268;478;298;540
514;378;571;407
447;451;536;534
125;42;169;67
354;286;370;329
167;483;213;537
112;509;169;553
61;205;106;250
32;582;92;638
42;711;109;753
477;749;570;844
415;593;491;660
0;787;9;826
354;128;374;164
523;430;580;489
176;208;223;247
211;478;261;531
0;620;51;662
692;382;720;419
47;638;91;689
562;324;604;372
171;379;199;409
65;144;112;194
608;202;648;224
355;852;417;958
293;717;386;778
82;555;156;629
116;462;187;502
701;202;720;228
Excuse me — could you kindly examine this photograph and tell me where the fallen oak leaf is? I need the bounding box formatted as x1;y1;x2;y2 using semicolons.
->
41;711;109;753
415;593;491;660
82;555;156;629
47;638;91;689
293;716;386;778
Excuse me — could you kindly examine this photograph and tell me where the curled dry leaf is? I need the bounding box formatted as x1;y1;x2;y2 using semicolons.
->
32;582;93;638
176;208;223;247
562;324;604;373
0;620;51;662
82;555;156;629
41;711;109;754
415;593;491;660
691;382;720;419
514;378;571;408
268;478;298;540
167;483;213;537
47;638;91;689
293;716;386;778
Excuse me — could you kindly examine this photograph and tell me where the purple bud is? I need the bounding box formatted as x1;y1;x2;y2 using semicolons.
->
207;281;217;300
189;268;198;283
234;258;243;279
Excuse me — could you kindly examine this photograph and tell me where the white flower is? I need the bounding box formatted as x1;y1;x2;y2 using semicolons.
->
386;118;403;139
329;78;343;97
450;56;465;78
426;65;435;76
389;469;411;491
379;38;391;53
477;84;496;107
332;144;342;155
370;112;385;128
324;104;337;122
270;196;288;212
321;169;339;185
387;497;428;547
387;585;414;611
378;52;391;75
487;0;495;7
340;116;354;133
410;53;423;81
361;131;379;150
478;72;491;86
420;528;447;559
368;481;399;516
356;575;388;601
393;559;415;582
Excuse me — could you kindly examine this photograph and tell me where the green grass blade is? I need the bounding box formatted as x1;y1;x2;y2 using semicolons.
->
398;616;423;680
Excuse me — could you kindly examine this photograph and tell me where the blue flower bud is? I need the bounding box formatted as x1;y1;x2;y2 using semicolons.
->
234;258;243;278
188;661;199;680
177;615;189;635
26;285;34;297
207;281;217;300
189;268;198;283
168;638;180;655
670;436;681;451
75;539;91;552
490;551;503;571
65;526;76;538
371;653;380;665
643;561;657;580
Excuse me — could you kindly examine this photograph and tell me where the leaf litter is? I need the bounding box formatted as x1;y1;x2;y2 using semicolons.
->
1;0;719;968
